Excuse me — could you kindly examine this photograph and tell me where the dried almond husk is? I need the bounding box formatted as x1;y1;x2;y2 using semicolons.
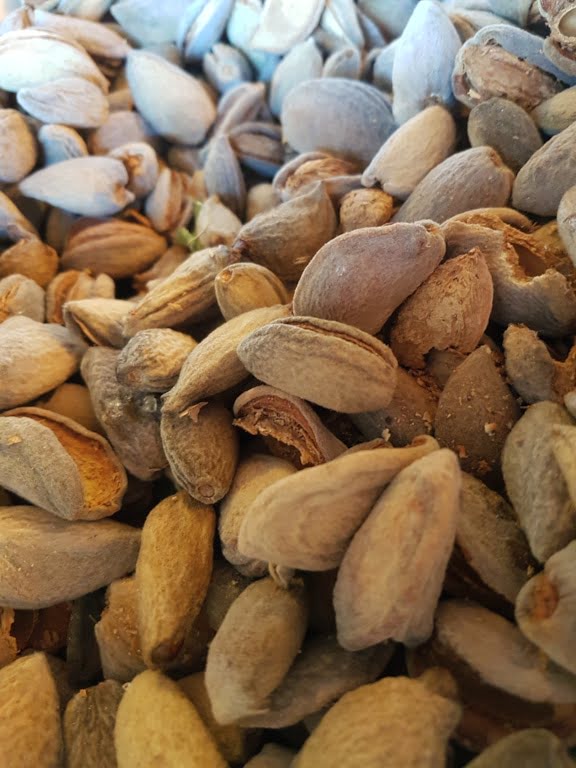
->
116;328;197;392
293;672;461;768
238;436;439;571
61;217;167;279
0;653;62;768
219;454;297;578
205;576;308;725
64;680;124;768
0;408;127;521
136;492;215;668
115;670;227;768
0;239;58;288
434;346;521;477
390;250;494;369
334;450;461;650
81;347;167;482
46;270;115;325
0;505;139;609
161;401;239;505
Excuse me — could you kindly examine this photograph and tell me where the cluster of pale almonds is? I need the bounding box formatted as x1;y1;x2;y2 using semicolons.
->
2;0;576;767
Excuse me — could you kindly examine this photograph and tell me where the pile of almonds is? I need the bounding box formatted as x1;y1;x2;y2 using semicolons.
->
2;0;576;766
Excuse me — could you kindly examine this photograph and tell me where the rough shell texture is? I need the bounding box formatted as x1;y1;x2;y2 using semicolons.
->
393;147;514;224
434;346;521;477
115;669;227;768
0;505;139;610
64;680;124;768
205;577;308;725
237;316;398;414
281;79;395;166
0;653;62;768
293;674;461;768
502;401;576;562
390;251;494;369
238;437;439;572
334;450;461;650
293;222;446;335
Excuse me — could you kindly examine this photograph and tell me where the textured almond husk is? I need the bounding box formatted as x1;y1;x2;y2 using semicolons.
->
409;599;576;751
81;346;167;481
239;636;394;729
87;109;160;156
0;505;139;609
31;8;131;60
233;182;337;282
0;108;37;183
0;28;109;92
434;346;521;478
273;153;358;202
513;122;576;216
293;673;461;768
205;577;308;726
390;250;494;368
0;190;39;243
163;304;291;414
179;671;259;764
136;492;215;668
63;298;132;348
238;436;439;571
17;76;109;129
351;368;438;447
95;577;213;684
467;97;543;173
233;386;346;468
219;454;298;578
281;79;395;166
161;400;239;505
116;328;197;392
133;244;188;291
293;221;446;335
124;245;236;335
0;274;45;324
516;539;576;676
237;316;399;414
215;262;289;320
64;680;124;768
445;473;535;613
126;49;216;144
0;408;127;521
115;670;227;768
204;134;246;217
441;216;576;337
204;561;252;632
334;450;461;650
362;105;457;200
19;156;134;218
46;270;115;325
503;324;569;403
0;653;62;768
502;401;576;562
393;147;514;224
61;217;167;279
0;239;57;288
